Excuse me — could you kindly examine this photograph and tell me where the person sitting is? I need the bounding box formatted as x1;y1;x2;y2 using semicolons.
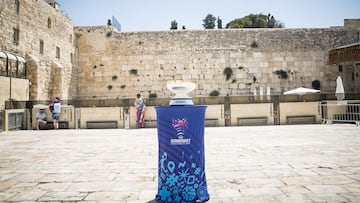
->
36;108;47;130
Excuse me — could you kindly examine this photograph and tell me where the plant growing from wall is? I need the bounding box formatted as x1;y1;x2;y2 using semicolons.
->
253;76;257;83
129;69;138;75
312;80;321;90
209;90;220;96
273;70;288;79
107;85;113;90
149;93;157;98
120;85;126;89
223;67;233;81
112;75;118;80
251;41;258;48
106;31;112;37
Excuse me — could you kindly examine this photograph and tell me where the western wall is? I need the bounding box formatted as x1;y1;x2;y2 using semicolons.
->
75;23;359;99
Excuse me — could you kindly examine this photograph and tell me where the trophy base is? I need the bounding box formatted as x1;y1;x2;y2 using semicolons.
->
169;98;194;106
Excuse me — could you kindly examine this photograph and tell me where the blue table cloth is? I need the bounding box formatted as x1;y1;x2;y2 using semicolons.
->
155;106;209;203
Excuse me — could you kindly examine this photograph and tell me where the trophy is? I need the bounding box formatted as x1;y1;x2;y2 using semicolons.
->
167;80;196;105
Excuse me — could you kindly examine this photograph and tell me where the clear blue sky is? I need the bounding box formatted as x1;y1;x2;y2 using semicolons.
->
56;0;360;32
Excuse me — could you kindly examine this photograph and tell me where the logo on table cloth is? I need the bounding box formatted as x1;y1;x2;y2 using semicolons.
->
171;118;191;145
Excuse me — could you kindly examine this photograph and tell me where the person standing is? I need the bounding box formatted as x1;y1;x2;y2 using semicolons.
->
134;93;146;128
36;108;47;130
49;97;62;129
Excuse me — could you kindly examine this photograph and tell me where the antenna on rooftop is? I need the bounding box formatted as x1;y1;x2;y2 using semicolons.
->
111;16;121;32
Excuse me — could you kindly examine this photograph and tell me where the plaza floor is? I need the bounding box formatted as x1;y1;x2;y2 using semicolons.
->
0;124;359;203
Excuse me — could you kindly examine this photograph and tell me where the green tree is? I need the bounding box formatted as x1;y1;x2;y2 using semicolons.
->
202;14;217;29
217;16;223;29
266;14;284;28
170;20;178;30
226;13;284;28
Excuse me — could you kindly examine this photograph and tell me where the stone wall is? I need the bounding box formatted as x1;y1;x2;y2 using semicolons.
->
1;0;359;103
0;76;29;109
345;19;360;30
0;0;75;101
75;23;360;99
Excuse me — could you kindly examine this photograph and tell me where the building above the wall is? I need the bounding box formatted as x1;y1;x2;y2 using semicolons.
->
44;0;59;9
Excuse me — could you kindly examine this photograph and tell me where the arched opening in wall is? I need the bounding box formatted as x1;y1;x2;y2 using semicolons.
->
338;65;343;72
0;58;6;76
341;64;356;93
26;54;40;100
47;17;51;29
7;60;15;77
15;59;26;79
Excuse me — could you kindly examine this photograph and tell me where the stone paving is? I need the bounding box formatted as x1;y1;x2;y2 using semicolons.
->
0;124;359;203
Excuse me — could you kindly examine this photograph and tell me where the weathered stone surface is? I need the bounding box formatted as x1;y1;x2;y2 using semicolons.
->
0;125;359;202
75;25;360;99
38;191;88;201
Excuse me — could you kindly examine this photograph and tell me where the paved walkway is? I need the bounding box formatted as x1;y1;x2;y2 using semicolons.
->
0;124;359;203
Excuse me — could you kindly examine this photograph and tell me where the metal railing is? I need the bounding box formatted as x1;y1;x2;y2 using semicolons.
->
8;112;24;130
321;101;360;127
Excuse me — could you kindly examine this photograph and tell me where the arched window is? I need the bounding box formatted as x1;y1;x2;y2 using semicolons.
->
48;17;51;29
